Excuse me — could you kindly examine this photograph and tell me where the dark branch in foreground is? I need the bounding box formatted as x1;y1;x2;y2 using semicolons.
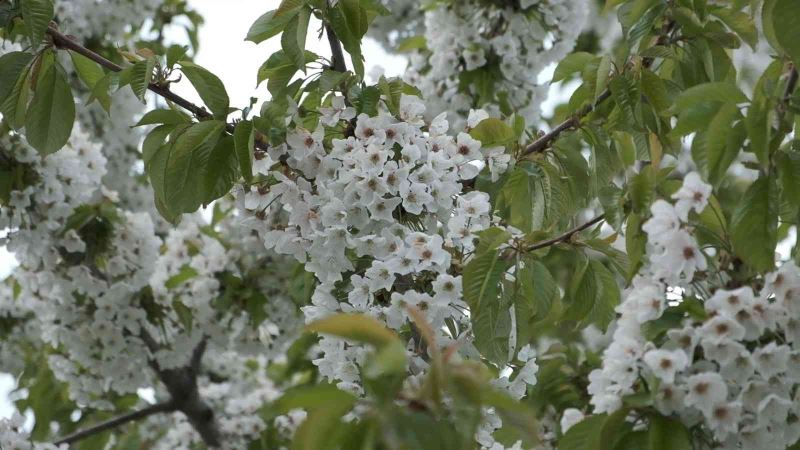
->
53;402;174;446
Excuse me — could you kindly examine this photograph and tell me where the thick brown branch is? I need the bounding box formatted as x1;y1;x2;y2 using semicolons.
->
53;402;174;446
523;214;605;252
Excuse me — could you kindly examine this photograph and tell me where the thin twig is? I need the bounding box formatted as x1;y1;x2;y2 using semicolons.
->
47;24;212;121
53;402;174;446
521;19;675;157
523;214;605;252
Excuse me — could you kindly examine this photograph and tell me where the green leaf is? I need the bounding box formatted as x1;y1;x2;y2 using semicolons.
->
1;64;32;129
24;63;75;154
134;109;192;127
355;85;380;115
20;0;53;47
673;82;747;113
246;9;296;43
281;7;311;72
166;45;189;69
469;118;516;147
639;69;669;113
319;69;349;93
463;248;512;317
777;150;800;210
472;294;511;365
127;57;155;101
234;120;254;183
307;313;399;348
257;50;317;96
559;414;606;450
647;414;692;450
772;0;800;65
179;61;230;119
162;120;227;215
265;384;358;419
292;401;354;450
397;35;427;52
69;51;105;90
202;135;239;204
165;265;200;289
514;258;558;345
0;52;33;105
497;161;551;233
711;6;757;49
552;52;595;82
703;103;743;186
730;176;778;272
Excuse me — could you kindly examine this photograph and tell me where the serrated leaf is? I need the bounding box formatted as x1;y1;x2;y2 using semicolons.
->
463;248;512;317
128;57;155;101
24;63;74;154
472;294;511;365
674;82;747;113
163;120;226;216
20;0;53;48
179;61;230;119
730;176;778;272
307;313;399;348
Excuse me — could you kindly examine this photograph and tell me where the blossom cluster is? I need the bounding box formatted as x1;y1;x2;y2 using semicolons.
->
0;414;64;450
402;0;588;128
234;95;541;448
587;172;800;448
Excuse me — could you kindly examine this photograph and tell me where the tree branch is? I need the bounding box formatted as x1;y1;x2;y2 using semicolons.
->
521;19;675;157
523;214;605;252
325;24;348;73
53;402;174;446
47;24;213;121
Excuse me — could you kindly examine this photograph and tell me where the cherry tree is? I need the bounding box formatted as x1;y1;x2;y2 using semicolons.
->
0;0;799;449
